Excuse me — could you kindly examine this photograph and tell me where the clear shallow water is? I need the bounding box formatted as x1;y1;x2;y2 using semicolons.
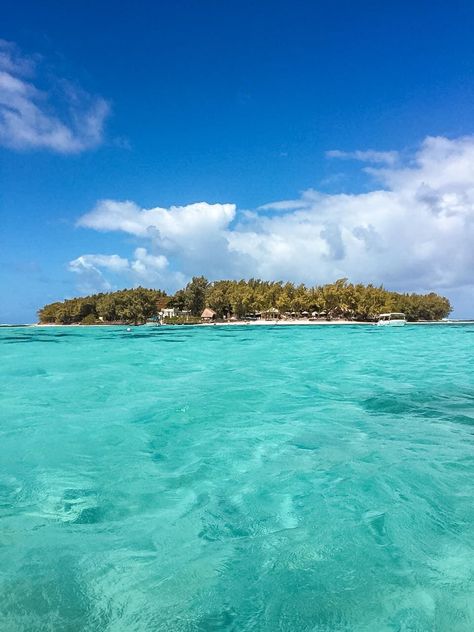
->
1;324;474;632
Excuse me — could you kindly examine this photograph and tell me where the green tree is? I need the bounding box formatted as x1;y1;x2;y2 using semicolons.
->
37;279;452;324
184;276;209;316
81;313;97;325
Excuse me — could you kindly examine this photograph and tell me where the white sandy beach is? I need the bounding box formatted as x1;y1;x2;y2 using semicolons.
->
33;319;371;327
198;318;371;326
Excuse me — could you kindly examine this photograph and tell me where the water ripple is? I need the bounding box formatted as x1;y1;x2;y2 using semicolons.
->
1;324;474;630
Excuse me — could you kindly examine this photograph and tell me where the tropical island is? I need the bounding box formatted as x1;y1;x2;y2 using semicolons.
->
37;277;452;325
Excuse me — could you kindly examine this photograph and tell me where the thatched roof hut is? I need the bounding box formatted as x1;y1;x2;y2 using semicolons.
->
201;308;216;320
262;307;280;320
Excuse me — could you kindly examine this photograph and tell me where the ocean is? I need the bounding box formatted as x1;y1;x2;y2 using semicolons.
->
1;324;474;631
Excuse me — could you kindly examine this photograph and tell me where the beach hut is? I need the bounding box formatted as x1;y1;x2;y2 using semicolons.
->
262;307;280;320
201;308;216;321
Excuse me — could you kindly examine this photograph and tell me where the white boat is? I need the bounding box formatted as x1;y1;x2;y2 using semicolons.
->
377;312;407;327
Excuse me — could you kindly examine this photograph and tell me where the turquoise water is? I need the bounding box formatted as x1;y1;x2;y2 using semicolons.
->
1;324;474;631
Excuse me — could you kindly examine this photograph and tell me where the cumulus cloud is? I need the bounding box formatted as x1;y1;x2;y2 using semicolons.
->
74;136;474;313
326;148;399;165
68;254;129;293
130;247;168;279
78;200;236;240
69;253;129;274
78;201;238;278
0;39;109;153
68;249;178;294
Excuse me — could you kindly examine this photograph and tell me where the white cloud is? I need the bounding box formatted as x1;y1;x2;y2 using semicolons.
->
0;39;109;153
326;148;399;165
78;201;238;278
68;249;177;294
257;189;323;212
0;39;36;75
69;254;129;273
78;200;236;240
74;136;474;314
68;254;129;293
130;247;168;280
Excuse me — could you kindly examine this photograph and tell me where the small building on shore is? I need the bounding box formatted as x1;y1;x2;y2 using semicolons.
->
160;308;176;318
262;307;280;320
201;308;216;321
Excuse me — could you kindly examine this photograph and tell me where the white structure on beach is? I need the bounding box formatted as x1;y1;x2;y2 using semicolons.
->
160;308;176;318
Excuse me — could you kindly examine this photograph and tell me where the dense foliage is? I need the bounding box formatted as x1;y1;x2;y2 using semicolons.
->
200;278;452;321
171;276;209;316
38;277;452;324
38;287;167;325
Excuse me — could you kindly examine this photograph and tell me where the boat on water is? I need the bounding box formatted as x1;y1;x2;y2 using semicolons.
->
377;312;407;327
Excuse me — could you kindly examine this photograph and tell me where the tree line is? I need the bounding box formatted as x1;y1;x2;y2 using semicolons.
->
38;277;452;324
38;287;167;325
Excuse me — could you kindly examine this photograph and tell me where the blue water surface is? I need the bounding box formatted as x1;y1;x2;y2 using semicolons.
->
1;324;474;631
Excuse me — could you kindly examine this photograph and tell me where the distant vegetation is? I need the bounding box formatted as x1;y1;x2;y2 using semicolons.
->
38;288;167;326
38;277;452;324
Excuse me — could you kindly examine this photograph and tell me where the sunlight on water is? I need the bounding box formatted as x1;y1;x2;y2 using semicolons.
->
1;324;474;631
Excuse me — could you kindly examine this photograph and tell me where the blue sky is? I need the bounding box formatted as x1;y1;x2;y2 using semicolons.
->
2;1;474;322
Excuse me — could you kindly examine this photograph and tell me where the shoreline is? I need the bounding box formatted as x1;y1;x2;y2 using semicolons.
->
16;318;474;328
31;318;371;327
197;319;370;326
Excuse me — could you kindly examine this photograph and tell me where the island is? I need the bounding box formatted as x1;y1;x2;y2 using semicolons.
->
37;277;452;326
